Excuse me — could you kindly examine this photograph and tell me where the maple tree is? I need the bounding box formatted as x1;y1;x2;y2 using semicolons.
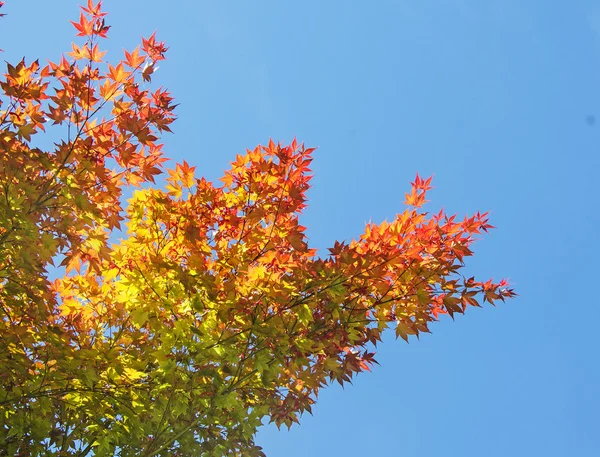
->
0;2;515;456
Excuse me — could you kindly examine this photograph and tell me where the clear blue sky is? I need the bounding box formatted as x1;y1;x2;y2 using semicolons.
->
1;1;599;456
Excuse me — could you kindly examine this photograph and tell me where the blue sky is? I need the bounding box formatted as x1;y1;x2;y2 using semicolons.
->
1;1;599;456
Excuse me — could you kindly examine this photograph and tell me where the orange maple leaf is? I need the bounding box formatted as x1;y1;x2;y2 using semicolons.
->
70;12;93;36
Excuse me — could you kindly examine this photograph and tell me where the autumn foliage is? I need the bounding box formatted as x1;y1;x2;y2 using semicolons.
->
0;2;515;456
